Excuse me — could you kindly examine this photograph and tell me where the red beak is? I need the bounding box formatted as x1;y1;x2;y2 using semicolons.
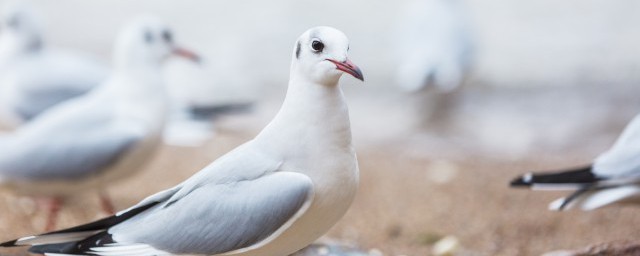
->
326;58;364;81
172;47;201;63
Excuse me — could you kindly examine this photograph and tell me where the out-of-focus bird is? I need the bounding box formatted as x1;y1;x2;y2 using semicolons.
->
0;1;109;128
395;0;473;93
511;114;640;211
161;47;257;147
0;16;199;231
162;64;255;147
0;26;363;256
162;102;254;147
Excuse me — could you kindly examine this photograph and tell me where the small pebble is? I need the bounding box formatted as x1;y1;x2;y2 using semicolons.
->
316;246;330;255
426;160;458;184
432;235;461;256
368;248;383;256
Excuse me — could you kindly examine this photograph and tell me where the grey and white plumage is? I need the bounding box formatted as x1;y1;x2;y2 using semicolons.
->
0;1;108;127
1;26;364;256
511;114;640;210
163;57;256;147
0;98;139;182
0;16;199;230
395;0;474;92
162;101;254;147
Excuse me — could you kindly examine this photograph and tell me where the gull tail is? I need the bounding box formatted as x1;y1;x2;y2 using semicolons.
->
511;165;640;211
188;102;254;121
510;165;601;190
548;187;592;211
580;186;640;210
548;186;640;211
1;202;159;254
29;231;112;255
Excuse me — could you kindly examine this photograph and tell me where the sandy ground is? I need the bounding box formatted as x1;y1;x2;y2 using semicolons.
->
0;1;637;255
0;85;639;256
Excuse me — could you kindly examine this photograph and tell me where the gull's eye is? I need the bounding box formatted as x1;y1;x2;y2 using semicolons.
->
311;40;324;52
162;30;173;43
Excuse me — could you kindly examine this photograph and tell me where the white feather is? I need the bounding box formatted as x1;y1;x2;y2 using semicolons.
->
593;114;640;178
548;197;572;211
43;243;171;256
89;243;170;256
15;231;101;246
580;186;640;210
532;184;585;191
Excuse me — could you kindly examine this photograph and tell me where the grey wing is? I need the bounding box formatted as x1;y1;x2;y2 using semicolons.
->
14;86;89;121
10;49;108;120
0;124;144;180
106;172;314;255
8;185;184;251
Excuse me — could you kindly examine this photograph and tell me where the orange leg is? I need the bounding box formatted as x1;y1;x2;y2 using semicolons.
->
98;191;115;215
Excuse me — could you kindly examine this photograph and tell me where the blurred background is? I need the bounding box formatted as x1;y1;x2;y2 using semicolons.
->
0;0;640;255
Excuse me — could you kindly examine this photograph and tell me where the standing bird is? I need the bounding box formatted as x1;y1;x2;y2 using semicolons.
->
1;26;364;256
0;16;199;231
394;0;474;130
0;1;109;128
395;0;473;93
511;114;640;211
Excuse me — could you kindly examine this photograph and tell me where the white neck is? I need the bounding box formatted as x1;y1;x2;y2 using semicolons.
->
107;65;167;130
254;70;352;157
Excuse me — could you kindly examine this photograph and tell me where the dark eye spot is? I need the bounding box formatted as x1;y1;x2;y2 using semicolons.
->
311;40;324;53
162;30;173;43
144;30;153;44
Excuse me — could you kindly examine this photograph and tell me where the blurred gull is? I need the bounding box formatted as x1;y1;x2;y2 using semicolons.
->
395;0;473;92
1;26;364;256
162;103;254;147
163;61;254;147
0;1;108;128
0;16;198;230
511;114;640;211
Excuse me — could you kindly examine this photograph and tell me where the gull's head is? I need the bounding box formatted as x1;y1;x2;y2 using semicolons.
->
0;1;42;53
114;15;199;71
292;26;363;85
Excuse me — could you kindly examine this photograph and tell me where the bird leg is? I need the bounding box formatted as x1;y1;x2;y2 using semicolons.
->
43;197;62;232
98;191;116;215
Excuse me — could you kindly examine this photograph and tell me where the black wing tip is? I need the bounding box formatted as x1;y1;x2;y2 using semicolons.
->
29;241;78;255
509;165;598;187
188;102;254;120
510;174;533;187
557;187;592;211
0;239;19;247
28;231;113;255
3;201;160;254
45;201;159;236
558;200;571;211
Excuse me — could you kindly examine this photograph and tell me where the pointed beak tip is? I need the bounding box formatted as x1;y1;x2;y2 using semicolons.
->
354;69;364;82
173;47;201;64
328;58;365;83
